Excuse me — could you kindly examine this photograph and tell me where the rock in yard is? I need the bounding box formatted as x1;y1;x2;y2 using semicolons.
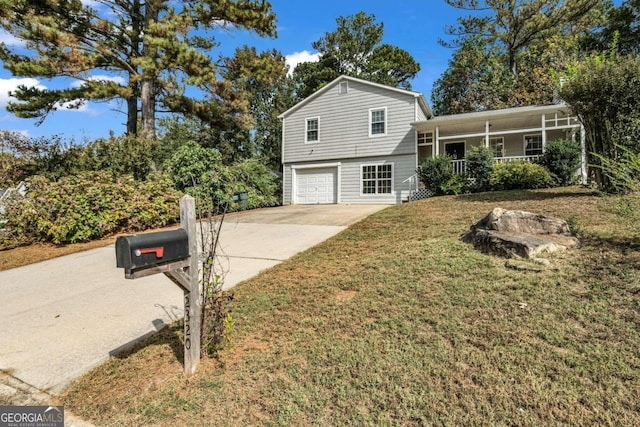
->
462;208;578;259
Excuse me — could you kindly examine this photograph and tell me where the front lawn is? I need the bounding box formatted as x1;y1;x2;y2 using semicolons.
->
62;187;640;426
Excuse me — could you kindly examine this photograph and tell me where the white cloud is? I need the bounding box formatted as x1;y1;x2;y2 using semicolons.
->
285;51;320;75
0;78;46;108
0;30;24;47
70;75;126;88
54;100;90;113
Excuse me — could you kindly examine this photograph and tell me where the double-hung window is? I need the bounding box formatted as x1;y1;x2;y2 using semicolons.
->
369;107;386;136
524;134;543;156
489;137;504;157
362;164;393;195
306;117;319;143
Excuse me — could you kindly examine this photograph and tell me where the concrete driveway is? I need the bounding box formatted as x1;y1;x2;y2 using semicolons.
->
0;204;387;397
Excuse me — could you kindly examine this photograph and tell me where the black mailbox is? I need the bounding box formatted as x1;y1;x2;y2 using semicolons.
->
116;228;189;273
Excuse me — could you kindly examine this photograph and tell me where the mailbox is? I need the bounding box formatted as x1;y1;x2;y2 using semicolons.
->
116;228;189;273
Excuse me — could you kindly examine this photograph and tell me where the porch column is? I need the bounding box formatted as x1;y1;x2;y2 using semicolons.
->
485;120;490;148
541;114;547;153
435;126;440;156
580;122;587;184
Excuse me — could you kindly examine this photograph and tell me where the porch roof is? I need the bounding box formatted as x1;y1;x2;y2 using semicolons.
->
411;104;574;134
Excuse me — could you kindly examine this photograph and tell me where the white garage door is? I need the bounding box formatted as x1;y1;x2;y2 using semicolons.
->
295;167;337;204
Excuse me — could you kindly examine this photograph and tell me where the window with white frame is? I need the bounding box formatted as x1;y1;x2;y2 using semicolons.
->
339;81;348;94
305;117;319;143
489;137;504;157
362;164;392;195
369;107;386;136
524;134;543;156
418;132;433;145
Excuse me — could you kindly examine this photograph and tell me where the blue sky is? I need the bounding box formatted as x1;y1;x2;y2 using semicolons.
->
0;0;618;142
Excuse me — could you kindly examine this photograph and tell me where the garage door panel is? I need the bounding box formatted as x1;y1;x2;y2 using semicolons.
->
295;167;337;204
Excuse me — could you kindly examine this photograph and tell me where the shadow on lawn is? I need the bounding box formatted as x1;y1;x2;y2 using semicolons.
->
454;188;600;203
109;321;185;366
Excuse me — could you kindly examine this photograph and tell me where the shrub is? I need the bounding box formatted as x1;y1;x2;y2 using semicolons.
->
441;174;468;195
1;171;180;246
86;135;160;181
465;146;494;192
417;156;455;196
229;158;281;210
539;139;581;186
489;161;555;191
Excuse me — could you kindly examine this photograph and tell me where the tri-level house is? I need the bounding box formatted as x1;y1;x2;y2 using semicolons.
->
279;75;586;205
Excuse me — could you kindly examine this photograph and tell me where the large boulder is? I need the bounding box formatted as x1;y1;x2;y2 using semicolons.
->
462;208;578;259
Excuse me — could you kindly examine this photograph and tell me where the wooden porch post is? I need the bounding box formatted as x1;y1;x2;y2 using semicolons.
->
541;114;547;153
435;127;440;156
485;120;490;148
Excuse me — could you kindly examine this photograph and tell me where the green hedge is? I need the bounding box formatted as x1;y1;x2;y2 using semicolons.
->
490;161;555;191
1;171;180;246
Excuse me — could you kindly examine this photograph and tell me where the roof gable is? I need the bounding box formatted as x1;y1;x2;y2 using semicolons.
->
278;75;432;119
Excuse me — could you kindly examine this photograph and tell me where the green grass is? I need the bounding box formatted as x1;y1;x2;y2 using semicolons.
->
61;187;640;426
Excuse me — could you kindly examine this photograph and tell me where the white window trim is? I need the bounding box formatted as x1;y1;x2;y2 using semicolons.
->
339;81;349;94
305;116;320;144
417;131;434;146
489;136;505;157
360;162;394;196
523;133;543;156
369;107;387;138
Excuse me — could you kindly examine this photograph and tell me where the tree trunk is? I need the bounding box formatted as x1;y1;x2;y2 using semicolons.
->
141;80;156;139
126;90;138;136
140;0;158;140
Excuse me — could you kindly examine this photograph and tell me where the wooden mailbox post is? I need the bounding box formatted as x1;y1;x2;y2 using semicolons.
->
115;195;201;376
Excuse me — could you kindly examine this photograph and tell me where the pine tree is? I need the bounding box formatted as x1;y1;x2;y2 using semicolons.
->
0;0;276;138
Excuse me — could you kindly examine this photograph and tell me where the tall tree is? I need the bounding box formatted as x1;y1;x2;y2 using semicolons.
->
220;46;294;169
0;0;276;138
432;36;513;115
442;0;603;76
292;11;420;98
583;0;640;55
434;0;608;113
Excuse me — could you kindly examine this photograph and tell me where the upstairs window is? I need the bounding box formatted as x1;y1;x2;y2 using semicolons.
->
339;81;349;94
524;134;543;156
370;107;387;137
306;117;319;143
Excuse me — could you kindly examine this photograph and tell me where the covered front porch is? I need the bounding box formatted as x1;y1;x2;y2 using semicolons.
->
412;105;586;180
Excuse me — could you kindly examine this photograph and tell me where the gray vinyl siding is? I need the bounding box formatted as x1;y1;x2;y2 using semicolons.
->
282;154;416;205
415;100;428;121
340;154;416;204
282;80;418;164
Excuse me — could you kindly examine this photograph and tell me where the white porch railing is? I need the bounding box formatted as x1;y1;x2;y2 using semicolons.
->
402;173;420;194
452;155;541;175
